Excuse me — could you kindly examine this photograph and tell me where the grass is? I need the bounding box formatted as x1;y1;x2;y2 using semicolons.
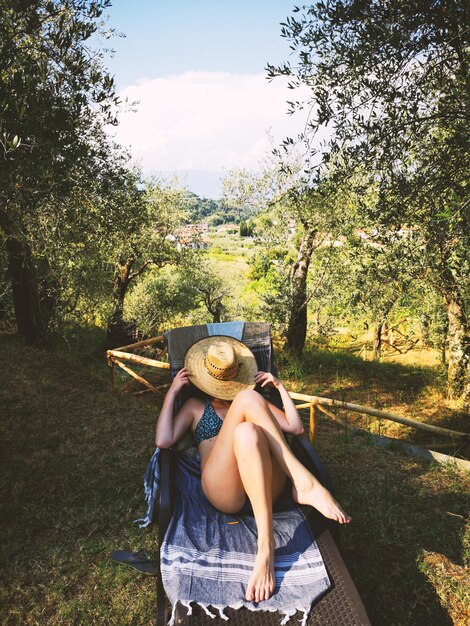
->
0;328;469;625
206;232;257;266
279;346;469;453
0;331;158;625
313;424;469;625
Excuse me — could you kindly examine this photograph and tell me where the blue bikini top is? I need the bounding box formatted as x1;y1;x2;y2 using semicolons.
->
193;399;224;445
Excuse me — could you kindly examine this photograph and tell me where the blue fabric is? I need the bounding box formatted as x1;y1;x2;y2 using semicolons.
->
207;321;244;340
193;399;224;445
137;447;331;624
134;448;160;528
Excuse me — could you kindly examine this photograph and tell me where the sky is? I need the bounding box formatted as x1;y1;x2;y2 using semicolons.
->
94;0;310;198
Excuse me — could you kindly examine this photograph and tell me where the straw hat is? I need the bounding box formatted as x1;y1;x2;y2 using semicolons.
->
184;335;258;400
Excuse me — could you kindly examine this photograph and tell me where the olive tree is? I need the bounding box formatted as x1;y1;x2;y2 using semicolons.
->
0;0;121;343
268;0;470;405
102;174;189;345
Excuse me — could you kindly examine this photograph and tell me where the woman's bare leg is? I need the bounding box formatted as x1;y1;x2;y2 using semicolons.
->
208;390;351;524
233;422;285;602
201;418;286;602
201;390;350;603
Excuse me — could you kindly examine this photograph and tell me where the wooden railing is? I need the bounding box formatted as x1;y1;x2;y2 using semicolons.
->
289;391;469;444
106;335;170;396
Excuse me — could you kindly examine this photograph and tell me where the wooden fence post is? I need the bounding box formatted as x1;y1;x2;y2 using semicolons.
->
309;402;318;442
107;357;115;388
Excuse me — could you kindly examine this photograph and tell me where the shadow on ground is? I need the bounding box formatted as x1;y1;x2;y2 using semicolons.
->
316;423;469;625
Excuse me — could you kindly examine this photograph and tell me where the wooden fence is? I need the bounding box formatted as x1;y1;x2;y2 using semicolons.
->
107;335;170;396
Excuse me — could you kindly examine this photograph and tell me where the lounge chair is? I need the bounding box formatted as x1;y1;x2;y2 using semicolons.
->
153;321;371;626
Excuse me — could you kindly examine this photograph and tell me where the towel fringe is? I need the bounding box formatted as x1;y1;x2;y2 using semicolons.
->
197;602;217;618
298;609;309;626
167;600;310;625
181;600;193;616
133;516;152;528
214;605;229;621
167;601;177;626
280;610;296;624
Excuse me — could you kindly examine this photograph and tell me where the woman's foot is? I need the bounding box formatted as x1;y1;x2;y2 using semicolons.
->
245;543;276;603
292;481;352;524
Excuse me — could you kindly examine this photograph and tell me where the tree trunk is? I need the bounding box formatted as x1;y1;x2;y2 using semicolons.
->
434;262;469;408
4;234;44;344
445;293;469;407
206;295;223;323
372;317;391;360
440;327;448;366
419;314;430;349
286;228;316;358
106;261;133;346
211;302;222;323
372;319;385;360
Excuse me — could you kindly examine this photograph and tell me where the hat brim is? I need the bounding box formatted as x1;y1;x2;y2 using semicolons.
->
184;335;258;400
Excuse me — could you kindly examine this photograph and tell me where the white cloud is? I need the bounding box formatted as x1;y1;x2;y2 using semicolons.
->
109;71;311;176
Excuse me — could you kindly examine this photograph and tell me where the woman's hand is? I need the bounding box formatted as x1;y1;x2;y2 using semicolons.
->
255;371;303;435
169;367;191;394
254;371;283;389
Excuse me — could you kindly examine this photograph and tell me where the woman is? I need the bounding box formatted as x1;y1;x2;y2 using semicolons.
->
155;336;351;604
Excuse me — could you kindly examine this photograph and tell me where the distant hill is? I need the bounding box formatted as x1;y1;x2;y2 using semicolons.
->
185;191;259;225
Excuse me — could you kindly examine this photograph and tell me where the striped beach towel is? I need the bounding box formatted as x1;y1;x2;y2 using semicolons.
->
142;447;330;625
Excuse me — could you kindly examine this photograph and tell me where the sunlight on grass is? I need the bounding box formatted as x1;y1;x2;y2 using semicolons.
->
418;550;470;625
278;346;467;450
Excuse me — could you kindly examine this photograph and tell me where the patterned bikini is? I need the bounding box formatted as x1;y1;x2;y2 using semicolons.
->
193;399;224;445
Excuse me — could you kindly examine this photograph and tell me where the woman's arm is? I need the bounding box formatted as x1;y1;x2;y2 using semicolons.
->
254;371;304;435
155;367;195;448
